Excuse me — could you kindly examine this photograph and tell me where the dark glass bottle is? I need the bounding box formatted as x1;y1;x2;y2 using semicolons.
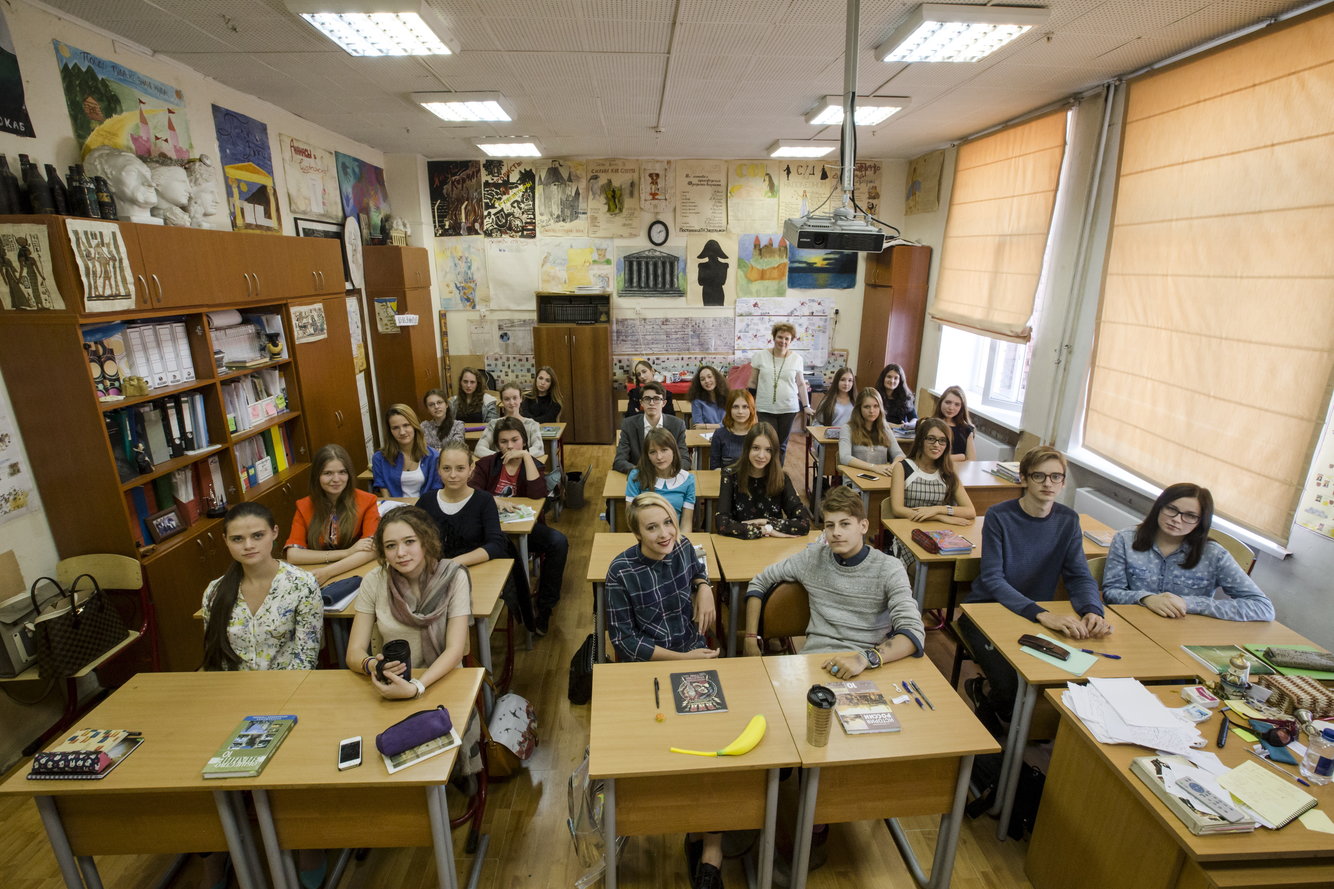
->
66;165;88;216
22;155;54;214
94;176;118;220
75;165;101;218
45;165;69;215
0;155;18;215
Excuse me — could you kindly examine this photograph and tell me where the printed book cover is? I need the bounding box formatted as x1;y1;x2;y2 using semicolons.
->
202;714;298;779
827;681;901;734
670;669;728;714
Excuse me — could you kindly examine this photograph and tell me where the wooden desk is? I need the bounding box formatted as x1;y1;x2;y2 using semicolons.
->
1027;683;1334;889
711;532;825;657
589;658;799;889
496;495;545;572
959;602;1194;841
250;668;486;889
804;427;842;516
882;513;1112;611
1109;605;1320;678
586;533;720;663
843;459;1021;525
764;654;1000;889
686;428;713;468
0;671;309;889
602;469;722;532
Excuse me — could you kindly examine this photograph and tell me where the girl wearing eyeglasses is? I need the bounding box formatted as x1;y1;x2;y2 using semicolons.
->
960;446;1108;730
1102;483;1273;621
887;419;975;525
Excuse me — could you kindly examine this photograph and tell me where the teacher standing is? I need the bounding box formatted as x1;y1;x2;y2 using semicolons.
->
748;322;812;464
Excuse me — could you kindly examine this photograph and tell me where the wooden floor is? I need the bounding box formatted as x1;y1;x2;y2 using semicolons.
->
0;433;1035;889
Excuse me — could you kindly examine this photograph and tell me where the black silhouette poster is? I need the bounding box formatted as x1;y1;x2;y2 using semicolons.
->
428;160;483;236
687;234;734;306
0;10;33;137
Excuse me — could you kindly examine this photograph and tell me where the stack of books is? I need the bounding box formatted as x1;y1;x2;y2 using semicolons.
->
29;728;143;780
990;461;1021;482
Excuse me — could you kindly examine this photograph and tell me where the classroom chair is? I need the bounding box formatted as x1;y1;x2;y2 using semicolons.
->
1013;430;1043;462
748;581;810;655
917;387;937;419
1208;528;1256;575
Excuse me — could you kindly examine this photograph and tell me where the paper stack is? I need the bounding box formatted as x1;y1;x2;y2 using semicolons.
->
1063;677;1205;755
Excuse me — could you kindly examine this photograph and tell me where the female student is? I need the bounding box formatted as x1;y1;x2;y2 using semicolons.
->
749;322;813;461
285;444;380;587
1103;483;1274;621
603;492;720;889
838;388;905;476
888;419;976;525
876;363;917;428
625;359;676;416
469;418;569;634
710;389;756;470
450;367;498;423
474;384;545;459
812;367;856;428
416;440;535;630
626;427;696;531
687;365;729;427
371;404;441;498
934;385;976;462
421;388;465;451
960;447;1108;725
715;423;811;539
521;365;563;423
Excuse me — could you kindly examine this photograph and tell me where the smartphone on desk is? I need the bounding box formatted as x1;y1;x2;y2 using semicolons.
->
856;473;879;481
338;736;362;770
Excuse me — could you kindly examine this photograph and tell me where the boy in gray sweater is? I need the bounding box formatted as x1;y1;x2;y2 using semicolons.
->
743;485;924;677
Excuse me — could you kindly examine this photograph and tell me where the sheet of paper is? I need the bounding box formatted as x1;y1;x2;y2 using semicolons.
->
1299;809;1334;834
1217;760;1316;826
1089;677;1181;728
1184;749;1229;776
1020;634;1098;676
1224;699;1267;721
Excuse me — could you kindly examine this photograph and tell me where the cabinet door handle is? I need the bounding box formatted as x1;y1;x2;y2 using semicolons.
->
136;274;148;305
316;271;324;289
312;270;319;290
242;272;252;299
150;274;163;304
253;272;261;297
335;409;343;426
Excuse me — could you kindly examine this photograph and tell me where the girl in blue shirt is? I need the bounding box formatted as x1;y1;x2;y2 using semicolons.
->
371;404;442;498
1103;483;1273;621
687;364;729;427
626;427;696;530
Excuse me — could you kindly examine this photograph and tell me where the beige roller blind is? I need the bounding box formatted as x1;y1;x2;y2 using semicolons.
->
1085;10;1334;540
928;111;1067;341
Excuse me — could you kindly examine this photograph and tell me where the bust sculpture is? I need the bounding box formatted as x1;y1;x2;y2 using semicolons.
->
144;157;192;226
185;154;221;229
83;146;158;222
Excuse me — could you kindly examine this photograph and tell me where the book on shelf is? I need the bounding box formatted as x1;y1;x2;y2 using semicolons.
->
202;714;298;779
155;324;183;385
1180;644;1275;676
29;729;144;780
827;680;901;734
171;322;195;382
1130;755;1257;835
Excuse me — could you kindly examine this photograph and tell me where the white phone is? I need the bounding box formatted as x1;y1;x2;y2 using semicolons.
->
337;736;362;770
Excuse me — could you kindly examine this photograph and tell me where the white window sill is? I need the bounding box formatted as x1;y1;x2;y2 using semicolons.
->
1066;447;1292;561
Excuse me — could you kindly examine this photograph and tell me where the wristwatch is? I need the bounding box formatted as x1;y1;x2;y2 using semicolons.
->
947;505;954;516
861;648;882;669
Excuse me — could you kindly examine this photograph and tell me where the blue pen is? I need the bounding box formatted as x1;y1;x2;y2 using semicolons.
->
904;678;924;709
1081;649;1122;659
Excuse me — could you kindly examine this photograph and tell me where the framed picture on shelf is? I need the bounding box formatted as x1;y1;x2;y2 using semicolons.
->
147;506;187;543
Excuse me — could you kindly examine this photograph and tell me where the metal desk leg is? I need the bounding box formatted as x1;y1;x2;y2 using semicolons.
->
758;768;779;889
77;857;103;889
607;498;617;530
886;754;975;889
594;581;606;663
790;767;820;889
994;680;1038;841
35;796;86;889
810;442;825;520
474;616;495;711
250;789;290;889
988;676;1029;818
227;789;267;889
603;777;618;889
912;560;929;609
213;790;263;889
426;784;460;889
727;581;742;658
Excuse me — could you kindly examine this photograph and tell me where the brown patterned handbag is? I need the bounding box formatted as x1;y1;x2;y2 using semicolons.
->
29;573;129;679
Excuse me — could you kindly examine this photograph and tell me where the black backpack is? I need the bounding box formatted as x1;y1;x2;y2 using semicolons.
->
567;633;596;704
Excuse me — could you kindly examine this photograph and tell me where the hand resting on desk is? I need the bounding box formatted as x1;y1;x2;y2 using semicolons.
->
1140;592;1189;618
1036;611;1113;640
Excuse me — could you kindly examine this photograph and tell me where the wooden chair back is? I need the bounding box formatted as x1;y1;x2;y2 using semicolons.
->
1014;431;1043;462
917;388;937;419
1054;556;1106;600
1208;528;1256;575
757;581;810;648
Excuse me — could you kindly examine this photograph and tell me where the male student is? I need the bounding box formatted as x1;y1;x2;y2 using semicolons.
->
613;380;691;474
742;485;924;675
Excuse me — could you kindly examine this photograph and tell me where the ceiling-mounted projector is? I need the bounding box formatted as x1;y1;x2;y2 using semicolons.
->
783;208;887;252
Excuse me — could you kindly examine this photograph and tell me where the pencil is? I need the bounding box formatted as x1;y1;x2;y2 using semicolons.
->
909;680;935;711
654;677;660;710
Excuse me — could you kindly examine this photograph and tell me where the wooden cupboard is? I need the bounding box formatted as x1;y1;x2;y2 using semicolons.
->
533;323;613;443
856;244;932;388
292;294;368;475
364;246;441;415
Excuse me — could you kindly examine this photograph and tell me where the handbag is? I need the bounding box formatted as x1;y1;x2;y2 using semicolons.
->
485;685;538;779
375;704;453;757
29;573;129;679
568;633;596;704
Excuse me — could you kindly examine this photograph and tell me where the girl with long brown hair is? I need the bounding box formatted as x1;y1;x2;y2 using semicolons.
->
838;388;905;476
285;444;380;586
715;423;811;539
372;404;441;498
450;366;498;423
521;365;564;423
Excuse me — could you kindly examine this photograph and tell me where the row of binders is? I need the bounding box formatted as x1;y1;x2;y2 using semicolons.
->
124;455;224;546
235;425;295;491
83;320;197;397
223;368;289;434
105;393;212;480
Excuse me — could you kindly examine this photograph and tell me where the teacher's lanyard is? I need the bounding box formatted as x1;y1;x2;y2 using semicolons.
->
771;351;788;403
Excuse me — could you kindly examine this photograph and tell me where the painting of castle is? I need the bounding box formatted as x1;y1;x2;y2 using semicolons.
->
737;234;789;299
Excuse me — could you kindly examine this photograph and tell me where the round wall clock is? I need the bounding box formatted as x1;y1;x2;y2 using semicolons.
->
647;219;669;246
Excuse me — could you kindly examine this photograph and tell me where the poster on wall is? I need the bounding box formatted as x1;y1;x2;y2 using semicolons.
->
536;159;587;237
906;150;944;216
374;297;399;334
540;238;614;293
344;297;365;372
0;224;64;310
66;220;134;313
676;160;727;233
853;160;883;220
290;302;328;344
640;160;673;214
587;159;640;239
0;10;34;137
735;296;833;366
434;237;489;310
736;233;788;300
484;238;540;309
280;134;341;222
685;234;736;307
497;319;535;355
210;105;280;233
615;245;685;299
427;160;483;236
1296;408;1334;540
727;160;779;235
788;247;857;290
54;40;191;159
336;152;390;243
482;159;536;239
776;160;831;224
0;391;37;525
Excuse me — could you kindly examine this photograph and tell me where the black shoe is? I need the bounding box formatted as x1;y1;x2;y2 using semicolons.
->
964;677;1006;739
693;862;723;889
684;836;703;882
808;824;828;870
534;609;551;637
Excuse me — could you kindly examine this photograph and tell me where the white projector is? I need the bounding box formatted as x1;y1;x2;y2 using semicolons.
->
783;210;887;253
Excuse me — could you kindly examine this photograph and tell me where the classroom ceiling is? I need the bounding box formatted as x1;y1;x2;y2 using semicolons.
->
40;0;1316;160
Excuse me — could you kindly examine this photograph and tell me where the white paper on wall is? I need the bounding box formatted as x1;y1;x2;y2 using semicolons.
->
485;238;541;310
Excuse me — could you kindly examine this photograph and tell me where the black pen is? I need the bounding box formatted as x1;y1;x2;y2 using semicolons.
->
1080;649;1122;659
904;677;924;709
654;677;661;710
1216;708;1230;749
910;680;934;711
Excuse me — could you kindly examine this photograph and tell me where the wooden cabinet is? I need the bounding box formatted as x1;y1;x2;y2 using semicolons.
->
364;244;430;291
293;294;367;474
534;323;613;443
857;245;932;388
286;236;345;296
143;522;231;671
367;286;440;410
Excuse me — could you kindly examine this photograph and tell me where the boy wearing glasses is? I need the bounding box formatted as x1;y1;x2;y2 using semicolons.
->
614;381;691;474
959;446;1108;727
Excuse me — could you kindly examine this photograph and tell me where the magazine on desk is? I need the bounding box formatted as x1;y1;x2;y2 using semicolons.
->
202;714;298;779
1130;755;1257;835
827;681;901;734
28;730;144;780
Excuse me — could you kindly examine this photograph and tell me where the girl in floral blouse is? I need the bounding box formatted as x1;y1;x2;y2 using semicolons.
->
715;423;811;539
202;502;323;672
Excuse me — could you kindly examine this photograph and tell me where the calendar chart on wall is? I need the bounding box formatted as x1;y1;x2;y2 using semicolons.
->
735;297;833;366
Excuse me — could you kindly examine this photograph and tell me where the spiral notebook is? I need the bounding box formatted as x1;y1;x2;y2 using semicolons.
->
1216;760;1318;829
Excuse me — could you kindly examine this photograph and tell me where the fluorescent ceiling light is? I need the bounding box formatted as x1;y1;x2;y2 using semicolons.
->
805;95;910;126
414;92;512;122
876;4;1048;63
286;1;460;56
476;141;542;157
768;140;838;158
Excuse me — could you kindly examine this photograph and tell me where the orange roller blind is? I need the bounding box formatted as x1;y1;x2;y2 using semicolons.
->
1084;11;1334;540
928;111;1067;342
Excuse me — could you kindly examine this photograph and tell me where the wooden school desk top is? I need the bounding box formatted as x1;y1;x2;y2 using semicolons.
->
1109;605;1322;675
585;533;720;583
602;469;722;500
712;532;826;584
883;513;1112;569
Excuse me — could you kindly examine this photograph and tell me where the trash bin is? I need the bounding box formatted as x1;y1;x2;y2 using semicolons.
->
564;465;591;509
